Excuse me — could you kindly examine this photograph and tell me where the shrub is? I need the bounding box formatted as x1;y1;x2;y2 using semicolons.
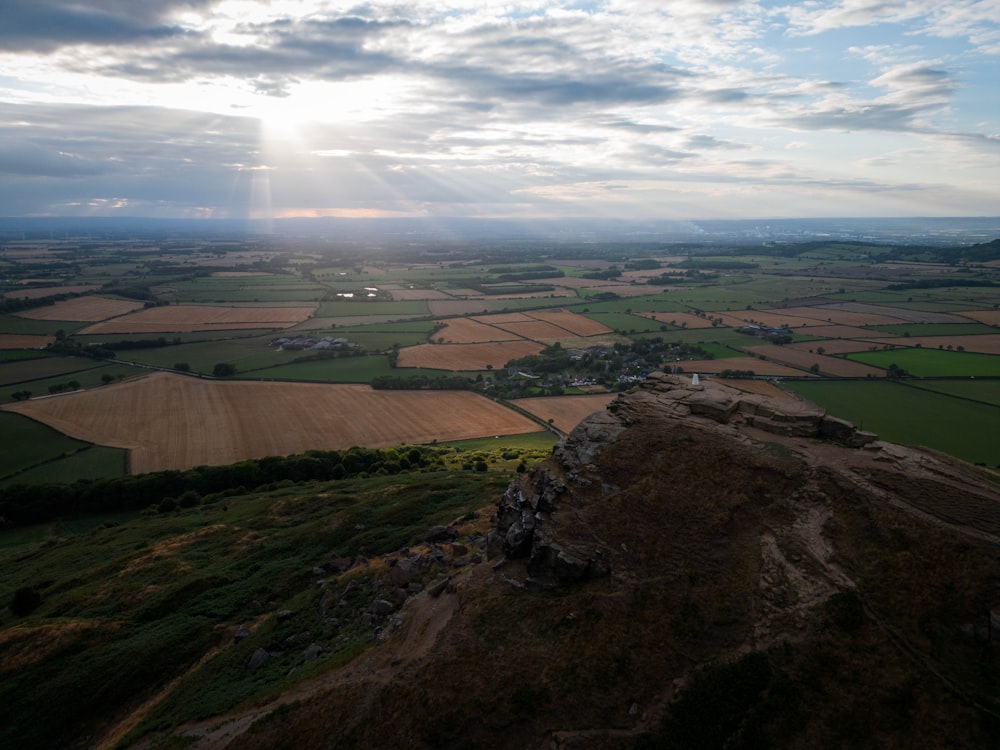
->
10;586;42;617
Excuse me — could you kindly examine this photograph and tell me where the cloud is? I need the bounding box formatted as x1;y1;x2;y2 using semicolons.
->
0;0;207;52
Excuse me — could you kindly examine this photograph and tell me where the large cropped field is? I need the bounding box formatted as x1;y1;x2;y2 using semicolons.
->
397;341;544;370
15;296;145;321
2;373;543;472
78;305;315;334
785;380;1000;465
0;334;54;350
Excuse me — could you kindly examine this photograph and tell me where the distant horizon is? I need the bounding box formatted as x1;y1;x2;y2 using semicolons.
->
2;215;998;246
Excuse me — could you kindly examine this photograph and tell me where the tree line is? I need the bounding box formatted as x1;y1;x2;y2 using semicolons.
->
0;446;440;526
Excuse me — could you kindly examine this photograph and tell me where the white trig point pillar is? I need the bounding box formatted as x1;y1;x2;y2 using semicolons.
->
691;373;700;386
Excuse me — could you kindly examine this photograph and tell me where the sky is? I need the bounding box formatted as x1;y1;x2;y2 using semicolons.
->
0;0;998;222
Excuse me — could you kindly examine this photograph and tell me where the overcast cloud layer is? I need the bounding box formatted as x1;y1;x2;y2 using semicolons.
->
1;0;997;220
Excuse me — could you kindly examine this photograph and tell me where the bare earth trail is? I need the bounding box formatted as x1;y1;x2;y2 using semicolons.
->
117;581;466;750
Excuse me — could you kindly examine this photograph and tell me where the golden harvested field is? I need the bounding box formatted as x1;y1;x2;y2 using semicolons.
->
721;311;821;329
472;313;533;324
436;318;521;343
398;341;543;370
493;320;573;341
511;394;617;433
0;334;54;349
867;335;1000;355
15;296;146;321
816;302;967;324
78;305;315;334
674;358;808;377
958;310;1000;326
3;373;542;473
528;309;613;336
739;345;886;377
5;285;100;299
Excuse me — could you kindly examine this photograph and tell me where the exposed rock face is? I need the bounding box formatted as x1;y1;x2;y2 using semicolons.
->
491;373;992;600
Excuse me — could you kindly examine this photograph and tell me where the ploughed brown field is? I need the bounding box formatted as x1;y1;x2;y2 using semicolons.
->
2;373;543;473
15;296;146;321
78;305;315;334
511;394;618;433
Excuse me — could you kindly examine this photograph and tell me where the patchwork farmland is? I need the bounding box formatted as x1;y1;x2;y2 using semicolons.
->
2;231;999;477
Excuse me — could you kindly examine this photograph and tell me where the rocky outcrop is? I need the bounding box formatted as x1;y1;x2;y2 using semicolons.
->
488;372;965;589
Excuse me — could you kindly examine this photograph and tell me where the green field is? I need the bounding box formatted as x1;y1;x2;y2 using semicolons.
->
0;356;107;387
251;355;460;383
317;300;430;317
0;351;53;363
0;411;127;484
848;348;1000;377
907;379;1000;408
1;363;146;404
0;412;93;477
1;445;128;487
118;335;291;374
0;314;77;335
785;380;1000;465
584;311;669;333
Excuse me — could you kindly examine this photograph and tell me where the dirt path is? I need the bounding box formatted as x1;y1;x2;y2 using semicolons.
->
163;585;462;750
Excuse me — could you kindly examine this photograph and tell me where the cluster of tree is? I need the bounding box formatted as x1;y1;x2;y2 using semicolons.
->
674;259;759;270
100;337;182;351
486;264;558;274
47;380;81;394
463;282;556;296
624;259;661;271
370;375;474;390
506;342;574;375
0;446;441;526
492;269;565;282
0;291;78;315
581;268;621;280
99;284;159;302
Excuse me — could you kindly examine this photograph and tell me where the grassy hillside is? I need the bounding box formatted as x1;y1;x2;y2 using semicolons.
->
0;465;524;749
